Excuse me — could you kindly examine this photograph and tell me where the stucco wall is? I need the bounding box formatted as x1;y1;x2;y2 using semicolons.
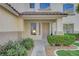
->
0;32;22;45
9;3;65;12
57;18;64;35
0;6;24;32
62;14;79;33
0;6;24;45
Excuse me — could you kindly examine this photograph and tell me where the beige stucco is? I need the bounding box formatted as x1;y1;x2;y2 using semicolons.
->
0;6;24;44
0;6;24;32
62;14;79;33
0;32;22;45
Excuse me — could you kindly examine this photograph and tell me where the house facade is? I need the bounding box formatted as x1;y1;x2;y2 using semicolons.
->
0;3;79;44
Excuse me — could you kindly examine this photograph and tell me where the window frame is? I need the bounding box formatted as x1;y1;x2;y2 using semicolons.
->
63;24;74;34
29;3;35;8
40;3;50;9
63;3;74;13
31;23;37;35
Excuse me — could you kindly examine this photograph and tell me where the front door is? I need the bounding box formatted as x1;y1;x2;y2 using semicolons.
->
42;23;49;39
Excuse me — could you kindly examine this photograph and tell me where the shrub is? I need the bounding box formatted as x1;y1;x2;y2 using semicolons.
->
7;43;27;56
0;38;34;56
47;35;54;45
0;40;28;56
47;35;64;46
64;33;79;39
64;34;76;46
47;35;76;46
17;46;27;56
76;4;79;13
0;49;7;56
54;35;64;45
3;40;14;50
7;48;17;56
20;38;34;50
0;41;14;56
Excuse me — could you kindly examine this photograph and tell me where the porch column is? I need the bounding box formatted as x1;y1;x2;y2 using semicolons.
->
49;22;52;35
52;21;57;35
56;18;64;35
37;22;40;35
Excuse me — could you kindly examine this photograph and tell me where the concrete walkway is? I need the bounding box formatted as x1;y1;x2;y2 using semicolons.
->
31;40;46;56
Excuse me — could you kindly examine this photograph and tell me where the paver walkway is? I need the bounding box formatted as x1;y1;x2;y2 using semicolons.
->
31;40;46;56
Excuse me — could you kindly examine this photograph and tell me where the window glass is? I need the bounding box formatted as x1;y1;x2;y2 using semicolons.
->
63;4;74;13
40;3;50;9
30;3;35;8
63;24;74;34
31;23;36;35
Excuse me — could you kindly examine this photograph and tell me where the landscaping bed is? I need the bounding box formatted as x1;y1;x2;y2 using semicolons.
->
47;34;76;46
0;38;34;56
55;42;79;56
56;50;79;56
45;45;77;56
45;34;77;56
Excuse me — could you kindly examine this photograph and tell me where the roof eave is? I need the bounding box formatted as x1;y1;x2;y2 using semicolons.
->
0;3;20;16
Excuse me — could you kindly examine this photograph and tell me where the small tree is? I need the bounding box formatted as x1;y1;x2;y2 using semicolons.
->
76;4;79;13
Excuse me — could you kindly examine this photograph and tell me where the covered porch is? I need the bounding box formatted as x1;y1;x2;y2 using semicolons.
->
21;12;68;40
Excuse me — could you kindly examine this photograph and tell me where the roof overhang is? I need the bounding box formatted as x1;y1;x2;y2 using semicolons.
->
21;12;68;20
0;3;68;19
21;12;68;15
0;3;20;16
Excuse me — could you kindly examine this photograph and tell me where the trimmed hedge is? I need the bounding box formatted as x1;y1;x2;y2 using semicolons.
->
47;35;64;46
47;34;76;46
64;34;75;46
64;33;79;40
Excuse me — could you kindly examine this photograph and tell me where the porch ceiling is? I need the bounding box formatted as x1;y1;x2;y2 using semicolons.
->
21;12;68;20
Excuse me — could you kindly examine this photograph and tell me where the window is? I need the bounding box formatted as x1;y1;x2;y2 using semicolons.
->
30;3;35;8
63;4;74;13
31;23;37;35
40;3;50;9
63;24;74;34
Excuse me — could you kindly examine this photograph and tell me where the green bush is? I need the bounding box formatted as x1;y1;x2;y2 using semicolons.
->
64;33;79;39
47;35;76;46
7;43;27;56
0;48;7;56
0;41;14;56
47;35;54;45
3;40;14;50
0;38;34;56
0;41;28;56
54;35;64;45
76;4;79;13
20;38;34;50
47;35;64;46
7;48;17;56
64;34;76;46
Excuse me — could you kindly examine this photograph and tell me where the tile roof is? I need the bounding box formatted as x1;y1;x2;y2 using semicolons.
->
21;12;68;15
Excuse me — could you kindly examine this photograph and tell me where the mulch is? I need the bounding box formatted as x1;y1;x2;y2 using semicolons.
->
45;45;77;56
